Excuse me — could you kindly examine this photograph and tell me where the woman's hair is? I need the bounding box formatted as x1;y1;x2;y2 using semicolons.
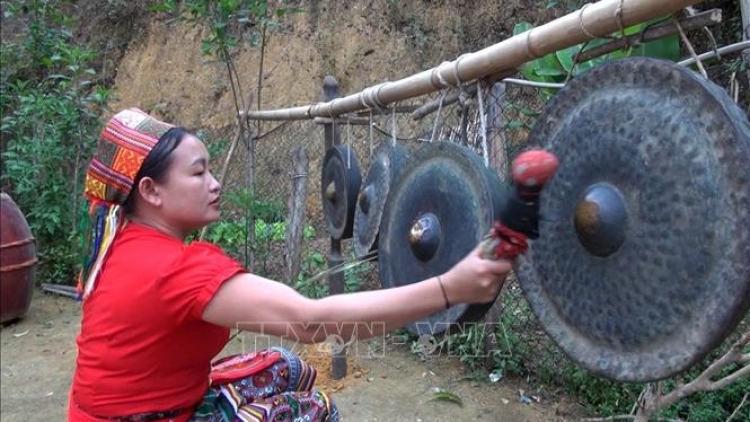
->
122;126;191;214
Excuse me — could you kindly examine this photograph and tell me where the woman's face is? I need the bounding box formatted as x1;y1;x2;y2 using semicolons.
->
156;134;221;234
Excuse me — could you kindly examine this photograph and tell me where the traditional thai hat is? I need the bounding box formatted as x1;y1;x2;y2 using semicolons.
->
78;108;173;299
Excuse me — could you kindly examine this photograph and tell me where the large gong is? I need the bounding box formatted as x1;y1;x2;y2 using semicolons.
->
516;57;750;382
353;142;409;257
321;145;362;240
379;141;507;335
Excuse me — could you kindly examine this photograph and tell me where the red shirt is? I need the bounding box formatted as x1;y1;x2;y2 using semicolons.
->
69;223;245;421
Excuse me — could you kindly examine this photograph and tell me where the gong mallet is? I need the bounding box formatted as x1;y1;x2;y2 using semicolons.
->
481;150;559;260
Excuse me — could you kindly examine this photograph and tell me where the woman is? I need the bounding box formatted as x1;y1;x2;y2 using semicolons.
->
69;108;512;422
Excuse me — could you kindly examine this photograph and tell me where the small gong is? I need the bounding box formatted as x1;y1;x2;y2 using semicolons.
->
353;142;409;257
516;57;750;382
379;141;507;335
321;145;362;240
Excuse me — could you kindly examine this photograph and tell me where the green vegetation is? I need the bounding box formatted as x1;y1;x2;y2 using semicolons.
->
197;191;314;277
1;0;112;283
294;251;372;299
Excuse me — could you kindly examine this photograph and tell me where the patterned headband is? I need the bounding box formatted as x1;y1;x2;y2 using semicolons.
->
85;108;174;206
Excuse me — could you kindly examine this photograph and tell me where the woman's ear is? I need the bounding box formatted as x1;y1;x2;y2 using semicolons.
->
136;177;162;207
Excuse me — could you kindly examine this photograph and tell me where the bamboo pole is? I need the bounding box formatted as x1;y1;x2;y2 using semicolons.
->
243;0;704;121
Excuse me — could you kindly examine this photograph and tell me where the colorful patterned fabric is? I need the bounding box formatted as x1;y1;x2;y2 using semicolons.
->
78;108;173;300
191;347;338;422
85;108;173;206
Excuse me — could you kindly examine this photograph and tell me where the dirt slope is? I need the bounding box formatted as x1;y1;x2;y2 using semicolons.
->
98;0;558;131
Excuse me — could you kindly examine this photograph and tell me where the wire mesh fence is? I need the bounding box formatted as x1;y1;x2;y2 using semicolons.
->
237;78;545;238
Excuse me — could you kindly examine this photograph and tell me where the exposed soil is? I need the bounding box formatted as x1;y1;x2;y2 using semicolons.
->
0;289;588;421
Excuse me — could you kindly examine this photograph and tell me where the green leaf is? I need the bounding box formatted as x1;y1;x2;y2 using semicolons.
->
555;45;580;73
638;34;680;61
148;2;176;13
513;22;569;82
428;390;463;407
534;57;566;77
513;21;533;37
515;106;540;118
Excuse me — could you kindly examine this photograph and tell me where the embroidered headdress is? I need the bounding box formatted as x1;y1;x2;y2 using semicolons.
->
77;108;173;299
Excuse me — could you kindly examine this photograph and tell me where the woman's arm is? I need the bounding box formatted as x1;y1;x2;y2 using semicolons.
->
202;245;512;343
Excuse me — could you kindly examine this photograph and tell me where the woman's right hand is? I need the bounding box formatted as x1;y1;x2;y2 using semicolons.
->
439;244;513;306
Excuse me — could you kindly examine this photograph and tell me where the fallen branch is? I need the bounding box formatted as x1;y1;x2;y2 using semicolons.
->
583;328;749;422
726;393;748;422
631;327;749;422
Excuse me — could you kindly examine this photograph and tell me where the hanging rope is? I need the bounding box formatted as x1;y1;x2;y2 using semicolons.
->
453;55;472;107
578;3;596;39
431;61;453;90
476;80;489;167
673;12;708;78
368;109;374;158
614;0;631;50
524;29;541;60
430;91;447;143
345;117;352;169
330;119;336;149
390;104;397;146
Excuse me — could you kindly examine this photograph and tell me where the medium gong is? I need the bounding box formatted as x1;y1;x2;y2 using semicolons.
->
353;142;409;257
321;145;362;240
516;57;750;382
379;141;507;336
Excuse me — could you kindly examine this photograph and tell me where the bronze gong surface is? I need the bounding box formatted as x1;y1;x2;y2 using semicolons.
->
353;142;409;258
321;145;362;240
379;141;507;336
516;57;750;382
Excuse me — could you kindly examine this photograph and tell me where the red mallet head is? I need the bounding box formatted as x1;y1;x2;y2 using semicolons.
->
511;149;559;191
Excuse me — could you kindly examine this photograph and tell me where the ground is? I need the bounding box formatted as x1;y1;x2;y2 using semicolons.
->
0;289;587;421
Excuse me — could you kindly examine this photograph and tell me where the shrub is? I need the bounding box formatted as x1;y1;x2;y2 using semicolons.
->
1;0;111;283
